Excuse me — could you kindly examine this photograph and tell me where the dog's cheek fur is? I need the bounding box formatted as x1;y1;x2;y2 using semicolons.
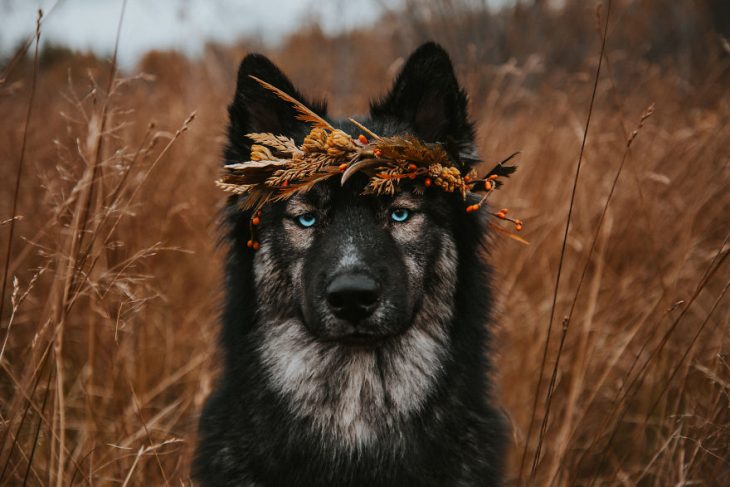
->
395;217;431;314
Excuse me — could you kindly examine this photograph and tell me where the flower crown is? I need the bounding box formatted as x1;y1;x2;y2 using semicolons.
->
216;76;524;250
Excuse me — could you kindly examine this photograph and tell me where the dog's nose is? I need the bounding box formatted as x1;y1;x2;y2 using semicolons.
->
326;273;380;322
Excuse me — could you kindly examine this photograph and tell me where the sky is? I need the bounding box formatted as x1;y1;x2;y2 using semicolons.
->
0;0;390;68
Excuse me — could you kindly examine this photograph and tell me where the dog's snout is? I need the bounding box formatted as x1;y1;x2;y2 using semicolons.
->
326;273;380;322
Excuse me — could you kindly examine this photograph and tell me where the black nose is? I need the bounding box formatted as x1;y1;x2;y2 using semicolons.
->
326;273;380;322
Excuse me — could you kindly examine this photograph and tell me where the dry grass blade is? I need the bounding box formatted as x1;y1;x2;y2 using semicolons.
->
521;1;613;481
641;277;729;432
0;9;42;342
542;102;654;484
575;235;730;483
21;366;53;487
545;102;656;486
348;118;382;140
0;1;63;86
489;222;530;245
224;161;289;171
249;75;334;131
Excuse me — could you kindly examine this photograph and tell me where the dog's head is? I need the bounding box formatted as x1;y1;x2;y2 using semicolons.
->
225;43;479;348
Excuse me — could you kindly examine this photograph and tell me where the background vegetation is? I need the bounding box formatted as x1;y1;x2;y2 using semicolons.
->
1;0;728;484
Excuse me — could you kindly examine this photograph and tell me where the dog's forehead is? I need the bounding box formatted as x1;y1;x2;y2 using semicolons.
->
338;117;412;139
287;182;425;211
283;183;335;210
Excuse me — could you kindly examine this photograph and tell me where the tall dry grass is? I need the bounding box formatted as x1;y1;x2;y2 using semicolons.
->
1;0;728;485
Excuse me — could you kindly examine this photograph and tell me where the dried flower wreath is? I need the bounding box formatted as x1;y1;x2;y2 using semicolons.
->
216;76;525;250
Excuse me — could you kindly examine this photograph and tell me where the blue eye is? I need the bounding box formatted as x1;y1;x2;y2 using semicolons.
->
296;213;317;228
390;208;410;223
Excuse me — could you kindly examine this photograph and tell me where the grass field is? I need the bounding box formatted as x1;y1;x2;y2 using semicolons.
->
1;0;729;485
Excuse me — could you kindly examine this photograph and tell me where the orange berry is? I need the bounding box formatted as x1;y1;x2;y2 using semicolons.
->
484;181;493;191
282;180;289;187
252;241;261;251
515;223;523;232
358;134;368;144
500;208;509;215
488;174;499;181
424;178;432;187
252;216;260;226
374;149;382;157
408;163;417;171
338;163;348;172
246;240;253;248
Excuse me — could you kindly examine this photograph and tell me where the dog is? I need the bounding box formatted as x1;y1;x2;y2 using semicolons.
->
193;42;506;486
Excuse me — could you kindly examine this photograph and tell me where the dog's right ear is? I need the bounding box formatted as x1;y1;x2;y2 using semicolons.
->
225;54;327;164
370;42;472;145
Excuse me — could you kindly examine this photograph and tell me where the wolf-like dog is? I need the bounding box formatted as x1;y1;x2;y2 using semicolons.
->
194;42;505;486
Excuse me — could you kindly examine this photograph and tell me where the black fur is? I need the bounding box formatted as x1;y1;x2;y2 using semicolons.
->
194;42;505;487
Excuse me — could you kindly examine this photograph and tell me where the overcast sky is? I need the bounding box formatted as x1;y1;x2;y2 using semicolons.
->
0;0;390;68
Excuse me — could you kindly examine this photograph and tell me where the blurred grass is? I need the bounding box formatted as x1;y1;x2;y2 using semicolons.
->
1;0;728;485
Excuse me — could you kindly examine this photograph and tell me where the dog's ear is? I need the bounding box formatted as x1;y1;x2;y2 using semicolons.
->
370;42;473;145
225;54;327;163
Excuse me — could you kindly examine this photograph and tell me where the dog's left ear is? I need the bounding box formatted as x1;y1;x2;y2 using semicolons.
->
225;54;327;164
370;42;473;145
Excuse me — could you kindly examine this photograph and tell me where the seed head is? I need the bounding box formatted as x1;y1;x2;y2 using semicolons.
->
302;127;328;152
250;144;274;161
